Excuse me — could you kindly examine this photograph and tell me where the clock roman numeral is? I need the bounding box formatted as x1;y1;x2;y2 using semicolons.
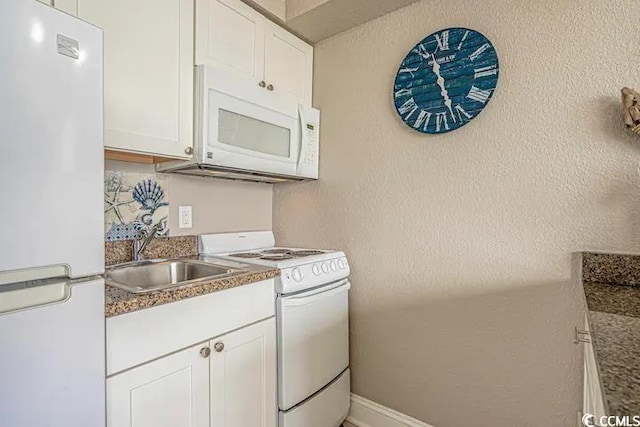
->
466;86;493;104
398;98;418;121
413;43;431;60
413;109;432;130
398;65;419;77
394;88;413;99
469;43;490;61
435;30;450;52
435;112;450;132
474;65;498;79
457;30;469;51
454;105;473;123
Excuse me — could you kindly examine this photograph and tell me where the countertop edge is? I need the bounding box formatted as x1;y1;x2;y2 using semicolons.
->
105;268;281;318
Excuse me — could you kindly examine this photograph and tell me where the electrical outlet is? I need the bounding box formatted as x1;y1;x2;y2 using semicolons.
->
179;206;192;229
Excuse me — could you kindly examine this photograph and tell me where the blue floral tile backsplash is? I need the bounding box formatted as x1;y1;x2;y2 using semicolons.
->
104;171;169;241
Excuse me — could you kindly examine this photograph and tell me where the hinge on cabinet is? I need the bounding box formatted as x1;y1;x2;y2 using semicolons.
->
573;327;591;344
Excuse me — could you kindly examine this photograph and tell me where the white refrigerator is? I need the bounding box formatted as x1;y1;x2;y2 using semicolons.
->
0;1;105;426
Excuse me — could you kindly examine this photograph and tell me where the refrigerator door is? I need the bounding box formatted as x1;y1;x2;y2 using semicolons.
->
0;278;105;427
0;0;104;282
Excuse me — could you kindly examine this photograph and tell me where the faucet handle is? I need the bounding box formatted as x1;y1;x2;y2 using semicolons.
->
132;222;165;261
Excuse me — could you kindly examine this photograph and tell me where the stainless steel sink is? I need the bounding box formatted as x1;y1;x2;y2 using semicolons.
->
106;259;243;294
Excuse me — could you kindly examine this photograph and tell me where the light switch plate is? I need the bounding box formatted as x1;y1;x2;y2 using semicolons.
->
179;206;192;229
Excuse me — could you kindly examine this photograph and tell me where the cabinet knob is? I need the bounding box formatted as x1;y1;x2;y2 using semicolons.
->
184;146;193;155
214;342;225;352
200;347;211;358
258;81;266;88
267;84;274;91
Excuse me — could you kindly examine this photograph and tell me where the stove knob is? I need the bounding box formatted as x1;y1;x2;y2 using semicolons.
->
330;260;337;271
321;262;329;274
292;267;303;282
338;259;347;269
312;264;320;275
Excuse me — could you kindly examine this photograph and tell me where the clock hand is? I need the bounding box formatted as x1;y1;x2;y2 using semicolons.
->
430;54;456;122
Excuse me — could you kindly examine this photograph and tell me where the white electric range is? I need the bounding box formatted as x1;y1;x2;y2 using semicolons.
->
200;231;351;427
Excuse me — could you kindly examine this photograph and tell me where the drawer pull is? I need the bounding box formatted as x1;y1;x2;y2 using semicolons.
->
214;342;225;352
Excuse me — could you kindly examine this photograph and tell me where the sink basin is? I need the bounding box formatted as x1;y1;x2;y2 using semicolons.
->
106;259;243;294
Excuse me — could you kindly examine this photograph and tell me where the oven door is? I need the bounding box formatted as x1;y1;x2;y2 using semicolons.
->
277;279;350;411
198;66;302;177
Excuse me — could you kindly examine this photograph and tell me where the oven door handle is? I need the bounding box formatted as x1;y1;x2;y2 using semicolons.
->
281;279;350;307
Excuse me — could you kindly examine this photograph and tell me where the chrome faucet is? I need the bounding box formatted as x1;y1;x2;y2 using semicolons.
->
132;223;163;262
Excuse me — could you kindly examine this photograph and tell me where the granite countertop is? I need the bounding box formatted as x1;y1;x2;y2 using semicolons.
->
104;236;280;317
582;252;640;415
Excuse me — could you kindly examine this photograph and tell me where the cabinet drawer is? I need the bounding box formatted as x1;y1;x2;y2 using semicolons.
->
107;279;275;375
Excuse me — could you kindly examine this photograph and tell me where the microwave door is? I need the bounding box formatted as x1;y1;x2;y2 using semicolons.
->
205;90;299;175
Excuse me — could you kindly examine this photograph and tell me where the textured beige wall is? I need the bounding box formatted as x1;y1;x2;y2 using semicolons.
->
106;160;272;236
274;1;640;425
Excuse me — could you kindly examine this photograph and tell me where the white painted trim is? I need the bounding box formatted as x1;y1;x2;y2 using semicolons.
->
346;393;435;427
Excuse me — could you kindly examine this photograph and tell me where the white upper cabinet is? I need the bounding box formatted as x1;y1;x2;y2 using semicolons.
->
38;0;77;15
264;22;313;105
54;0;78;15
196;0;265;87
77;0;194;159
196;0;313;107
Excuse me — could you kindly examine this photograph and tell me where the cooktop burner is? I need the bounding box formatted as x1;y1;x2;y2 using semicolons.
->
232;252;263;258
227;248;327;261
291;250;324;257
260;255;294;261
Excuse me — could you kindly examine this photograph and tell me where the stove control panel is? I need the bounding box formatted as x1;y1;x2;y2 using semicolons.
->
279;256;350;294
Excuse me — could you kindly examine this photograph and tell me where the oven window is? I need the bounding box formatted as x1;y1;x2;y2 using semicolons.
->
215;108;291;158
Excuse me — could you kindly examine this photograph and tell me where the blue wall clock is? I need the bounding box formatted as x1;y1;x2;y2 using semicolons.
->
393;28;499;134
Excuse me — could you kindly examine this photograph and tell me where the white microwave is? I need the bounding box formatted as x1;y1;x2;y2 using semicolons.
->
158;65;320;183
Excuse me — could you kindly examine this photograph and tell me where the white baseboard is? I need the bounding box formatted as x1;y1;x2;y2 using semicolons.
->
346;393;435;427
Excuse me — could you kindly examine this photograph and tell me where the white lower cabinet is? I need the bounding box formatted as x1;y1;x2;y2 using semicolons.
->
107;317;276;427
211;318;277;427
107;343;210;427
583;314;607;423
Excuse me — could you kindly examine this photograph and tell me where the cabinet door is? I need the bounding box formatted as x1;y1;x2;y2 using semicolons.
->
196;0;265;87
77;0;194;159
263;22;313;106
211;318;276;427
107;344;210;427
583;314;607;419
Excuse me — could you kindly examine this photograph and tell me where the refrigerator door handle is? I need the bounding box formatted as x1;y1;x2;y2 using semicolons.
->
0;281;71;315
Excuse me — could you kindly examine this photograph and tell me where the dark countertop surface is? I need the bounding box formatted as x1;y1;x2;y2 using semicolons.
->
104;236;280;317
582;252;640;416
